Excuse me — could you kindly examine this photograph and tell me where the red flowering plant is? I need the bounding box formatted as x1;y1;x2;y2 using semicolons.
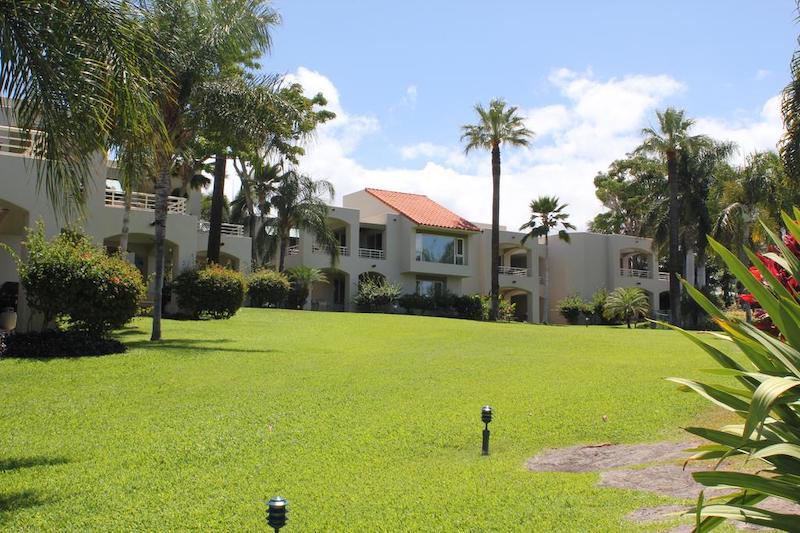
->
664;208;800;531
738;214;800;337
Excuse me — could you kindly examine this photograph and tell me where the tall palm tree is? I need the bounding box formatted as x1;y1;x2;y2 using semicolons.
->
0;0;161;219
461;99;534;320
780;0;800;185
519;196;574;324
604;287;650;329
635;108;712;326
143;0;279;341
231;158;281;266
265;169;339;272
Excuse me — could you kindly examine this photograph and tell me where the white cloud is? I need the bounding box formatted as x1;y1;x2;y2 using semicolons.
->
755;69;771;81
694;96;782;161
234;67;784;233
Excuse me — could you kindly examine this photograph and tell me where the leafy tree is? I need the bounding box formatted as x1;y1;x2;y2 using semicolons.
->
286;265;327;309
635;108;713;326
265;169;339;272
231;159;281;266
461;99;534;320
201;194;230;223
603;287;650;328
0;0;161;219
141;0;278;340
519;196;574;324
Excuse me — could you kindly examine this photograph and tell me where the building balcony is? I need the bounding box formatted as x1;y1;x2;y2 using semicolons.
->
619;268;669;281
498;265;528;277
358;247;385;260
105;189;187;215
197;220;244;237
287;245;300;256
0;125;34;156
313;244;350;257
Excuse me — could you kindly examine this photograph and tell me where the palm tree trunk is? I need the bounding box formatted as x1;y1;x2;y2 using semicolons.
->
206;153;226;264
542;234;549;324
150;161;171;341
278;229;288;272
490;144;501;321
119;187;132;254
667;150;681;326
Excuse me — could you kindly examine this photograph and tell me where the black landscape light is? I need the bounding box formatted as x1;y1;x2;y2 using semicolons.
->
266;496;288;532
481;405;493;455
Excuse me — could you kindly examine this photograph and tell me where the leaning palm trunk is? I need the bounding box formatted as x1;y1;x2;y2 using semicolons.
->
150;162;171;341
119;187;132;254
490;145;501;321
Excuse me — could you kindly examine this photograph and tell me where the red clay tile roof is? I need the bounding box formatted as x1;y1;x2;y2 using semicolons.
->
365;188;480;232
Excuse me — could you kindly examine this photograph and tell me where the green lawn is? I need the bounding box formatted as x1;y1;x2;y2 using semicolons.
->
1;309;730;531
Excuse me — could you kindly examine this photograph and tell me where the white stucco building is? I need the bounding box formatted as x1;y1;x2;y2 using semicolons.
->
0;99;669;328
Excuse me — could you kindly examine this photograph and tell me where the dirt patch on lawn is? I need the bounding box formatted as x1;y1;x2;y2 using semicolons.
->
599;464;735;499
625;504;688;523
525;441;694;473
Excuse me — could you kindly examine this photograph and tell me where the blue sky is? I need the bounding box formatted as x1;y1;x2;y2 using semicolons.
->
245;0;797;229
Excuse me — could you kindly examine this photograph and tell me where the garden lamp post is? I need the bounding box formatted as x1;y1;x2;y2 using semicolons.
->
266;496;288;532
481;405;493;456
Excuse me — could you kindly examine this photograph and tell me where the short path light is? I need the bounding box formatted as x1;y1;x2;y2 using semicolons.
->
481;405;493;456
266;496;288;532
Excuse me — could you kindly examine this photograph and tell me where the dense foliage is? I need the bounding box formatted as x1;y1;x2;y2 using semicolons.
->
285;266;326;309
13;224;145;335
172;264;246;319
671;210;800;531
353;277;402;312
556;290;610;325
247;269;291;308
556;295;587;324
603;287;650;328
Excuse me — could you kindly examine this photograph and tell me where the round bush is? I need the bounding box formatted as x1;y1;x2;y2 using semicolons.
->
173;264;246;319
16;224;146;335
248;269;291;308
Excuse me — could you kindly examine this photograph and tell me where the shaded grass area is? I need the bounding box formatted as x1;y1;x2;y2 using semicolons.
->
0;309;731;530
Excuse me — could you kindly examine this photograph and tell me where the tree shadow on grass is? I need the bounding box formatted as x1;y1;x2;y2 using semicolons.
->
0;490;51;520
0;456;69;472
124;338;275;355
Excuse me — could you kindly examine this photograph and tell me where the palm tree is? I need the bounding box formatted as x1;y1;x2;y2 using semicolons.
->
519;196;574;324
231;158;281;266
635;108;712;326
0;0;161;219
286;266;327;309
780;1;800;185
461;99;534;320
265;169;339;271
143;0;279;341
604;287;650;329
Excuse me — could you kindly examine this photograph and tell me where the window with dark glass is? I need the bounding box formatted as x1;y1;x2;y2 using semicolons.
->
415;233;465;265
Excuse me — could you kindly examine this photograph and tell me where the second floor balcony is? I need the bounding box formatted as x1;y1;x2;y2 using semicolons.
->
105;189;187;215
197;220;245;237
619;267;669;281
498;265;528;277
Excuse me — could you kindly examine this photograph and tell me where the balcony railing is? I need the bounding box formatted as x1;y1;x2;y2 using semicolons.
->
312;244;350;256
0;125;35;155
658;271;669;281
619;268;651;279
197;220;244;236
105;189;187;214
287;245;300;256
498;265;528;277
358;248;385;260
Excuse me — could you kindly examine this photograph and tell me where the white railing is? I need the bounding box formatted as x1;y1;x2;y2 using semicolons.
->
197;220;244;236
313;244;350;256
620;268;652;279
287;245;300;256
358;248;385;260
498;265;528;276
539;275;545;285
0;125;35;155
105;189;187;214
658;271;669;281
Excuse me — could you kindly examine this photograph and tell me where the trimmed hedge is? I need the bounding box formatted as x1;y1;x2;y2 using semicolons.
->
173;264;246;319
353;277;401;312
13;224;146;335
248;269;291;308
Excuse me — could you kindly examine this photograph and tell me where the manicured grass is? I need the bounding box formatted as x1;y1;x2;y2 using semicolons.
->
0;309;731;530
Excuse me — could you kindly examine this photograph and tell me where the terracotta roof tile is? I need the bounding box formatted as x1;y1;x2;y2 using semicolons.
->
365;188;480;232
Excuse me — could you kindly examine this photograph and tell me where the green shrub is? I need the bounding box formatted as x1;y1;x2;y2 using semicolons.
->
353;277;401;312
248;269;291;308
603;287;649;328
556;294;587;324
13;223;146;335
285;266;327;310
173;264;246;319
452;294;485;320
398;293;433;313
498;298;517;322
667;209;800;531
